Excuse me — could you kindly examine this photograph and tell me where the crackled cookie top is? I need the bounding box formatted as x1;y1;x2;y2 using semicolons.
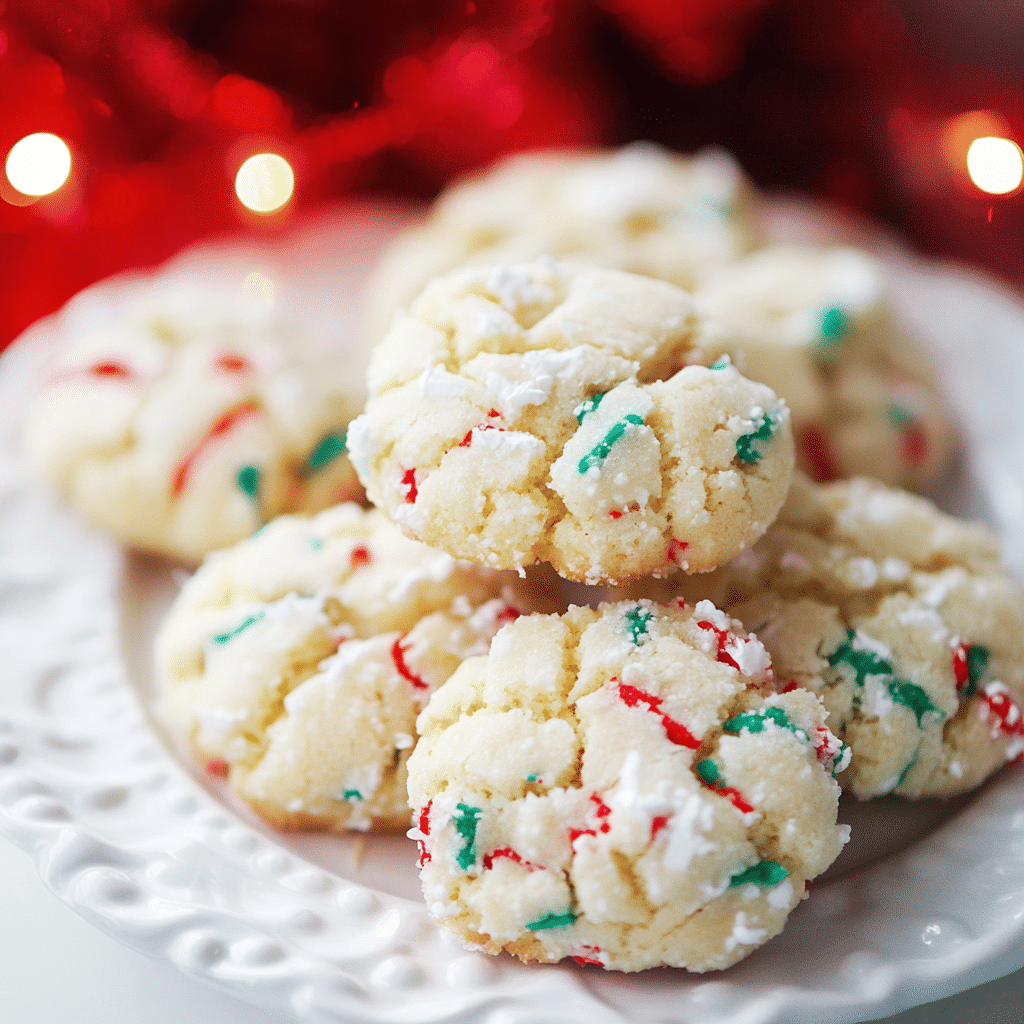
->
365;143;761;341
406;600;849;973
156;503;555;831
25;281;364;562
633;474;1024;798
696;245;953;489
349;259;794;584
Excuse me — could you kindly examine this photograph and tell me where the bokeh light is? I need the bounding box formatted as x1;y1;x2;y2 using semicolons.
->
5;133;72;196
234;153;294;213
966;136;1023;195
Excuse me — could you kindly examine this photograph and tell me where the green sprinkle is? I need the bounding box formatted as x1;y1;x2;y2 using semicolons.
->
723;706;797;736
578;414;644;474
212;612;264;645
624;604;654;645
526;910;578;931
735;411;779;464
303;430;347;475
574;391;607;423
887;679;942;725
819;306;851;344
964;645;990;696
236;464;261;500
394;748;403;765
309;537;324;550
708;357;729;371
342;789;363;801
454;803;482;871
526;773;538;782
897;748;919;787
825;629;893;686
729;860;789;888
886;402;917;427
695;759;720;785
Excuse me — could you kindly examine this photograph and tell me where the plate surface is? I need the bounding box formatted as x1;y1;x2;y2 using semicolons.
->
1;200;1023;1024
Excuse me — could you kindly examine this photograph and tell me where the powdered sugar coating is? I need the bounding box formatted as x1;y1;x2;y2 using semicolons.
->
632;475;1024;798
364;143;761;341
352;259;794;584
407;600;848;972
156;504;558;831
695;245;953;490
25;281;364;562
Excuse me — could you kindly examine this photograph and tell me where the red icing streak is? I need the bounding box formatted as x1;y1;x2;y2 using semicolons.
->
668;538;690;565
781;680;801;693
207;760;229;778
171;399;262;496
608;509;624;519
651;814;670;839
497;605;521;623
48;361;136;386
951;640;969;689
350;545;371;568
811;726;834;765
571;945;605;966
801;427;840;482
902;424;928;466
616;680;700;749
458;423;504;447
482;847;537;871
417;800;432;866
391;635;428;689
570;794;613;844
696;620;742;672
401;468;418;503
91;361;132;378
215;353;252;373
716;785;755;814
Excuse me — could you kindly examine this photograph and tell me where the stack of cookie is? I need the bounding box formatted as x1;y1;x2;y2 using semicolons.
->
27;143;1024;974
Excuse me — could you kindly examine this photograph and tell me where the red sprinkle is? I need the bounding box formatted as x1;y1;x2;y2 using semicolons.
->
617;680;700;749
902;424;928;466
570;794;613;844
715;785;755;815
650;814;670;839
496;605;521;623
458;423;504;447
696;620;742;672
391;635;428;689
215;353;252;373
979;684;1024;737
951;640;969;690
401;468;418;503
417;800;432;866
171;399;262;496
608;509;624;519
781;680;801;693
487;409;500;418
668;538;690;565
801;427;840;482
571;945;605;967
47;360;136;386
207;760;229;778
482;847;537;871
350;545;371;568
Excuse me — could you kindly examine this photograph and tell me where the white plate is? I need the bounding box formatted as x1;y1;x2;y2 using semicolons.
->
1;200;1023;1024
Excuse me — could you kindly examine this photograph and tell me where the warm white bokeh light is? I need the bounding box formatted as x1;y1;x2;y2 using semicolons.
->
242;270;276;306
5;133;72;196
966;136;1024;195
235;153;294;213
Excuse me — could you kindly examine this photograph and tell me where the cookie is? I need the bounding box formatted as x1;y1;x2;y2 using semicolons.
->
25;280;364;562
406;600;849;972
365;143;760;341
631;474;1024;798
348;259;794;584
695;244;953;489
156;503;557;831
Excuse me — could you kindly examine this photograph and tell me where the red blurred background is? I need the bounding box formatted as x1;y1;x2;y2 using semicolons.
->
1;0;1021;351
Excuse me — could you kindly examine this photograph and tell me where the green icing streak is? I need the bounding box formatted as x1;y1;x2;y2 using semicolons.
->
624;605;654;645
897;748;919;787
303;430;347;474
886;402;917;427
695;759;720;785
574;391;607;424
819;306;851;344
212;612;264;645
342;789;363;801
825;629;892;686
526;910;578;931
965;645;990;695
454;803;482;871
236;464;261;500
735;411;779;464
578;414;644;474
888;679;942;725
729;860;789;888
708;357;729;371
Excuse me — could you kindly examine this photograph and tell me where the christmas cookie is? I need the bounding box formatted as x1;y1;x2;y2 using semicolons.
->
349;259;794;585
156;503;556;831
365;143;760;341
406;600;849;972
25;281;364;562
696;245;953;489
632;474;1024;799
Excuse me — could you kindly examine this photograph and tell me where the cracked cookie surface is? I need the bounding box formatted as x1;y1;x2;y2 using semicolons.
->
631;474;1024;798
406;600;849;972
26;281;364;562
156;503;556;831
349;259;794;584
